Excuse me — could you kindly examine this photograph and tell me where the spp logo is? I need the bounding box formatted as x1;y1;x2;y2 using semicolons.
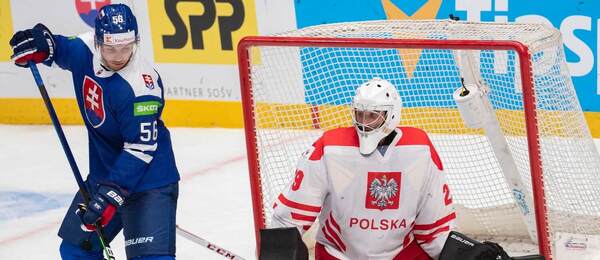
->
83;76;105;128
148;0;258;64
75;0;112;27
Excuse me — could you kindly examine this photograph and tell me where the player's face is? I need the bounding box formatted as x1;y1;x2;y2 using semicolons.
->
99;42;135;71
353;109;386;132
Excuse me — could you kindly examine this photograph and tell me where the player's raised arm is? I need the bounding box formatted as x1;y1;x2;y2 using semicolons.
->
9;23;94;72
9;23;56;68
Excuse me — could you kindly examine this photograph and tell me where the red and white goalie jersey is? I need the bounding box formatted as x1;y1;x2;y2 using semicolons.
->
271;127;456;260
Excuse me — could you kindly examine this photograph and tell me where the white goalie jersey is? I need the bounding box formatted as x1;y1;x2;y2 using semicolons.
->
271;127;456;260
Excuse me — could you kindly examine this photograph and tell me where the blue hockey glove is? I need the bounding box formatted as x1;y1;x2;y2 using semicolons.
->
76;184;126;232
9;23;55;68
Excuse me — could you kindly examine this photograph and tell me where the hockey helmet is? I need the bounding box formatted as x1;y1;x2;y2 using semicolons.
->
94;4;138;46
351;77;402;155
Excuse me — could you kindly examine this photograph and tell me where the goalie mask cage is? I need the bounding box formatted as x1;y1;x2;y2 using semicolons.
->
237;20;600;259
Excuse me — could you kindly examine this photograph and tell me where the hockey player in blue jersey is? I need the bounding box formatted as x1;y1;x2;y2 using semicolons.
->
9;4;180;260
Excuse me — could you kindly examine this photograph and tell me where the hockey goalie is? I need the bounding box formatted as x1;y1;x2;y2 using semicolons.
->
264;77;456;260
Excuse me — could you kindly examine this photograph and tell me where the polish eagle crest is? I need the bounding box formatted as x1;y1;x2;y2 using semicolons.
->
369;174;399;209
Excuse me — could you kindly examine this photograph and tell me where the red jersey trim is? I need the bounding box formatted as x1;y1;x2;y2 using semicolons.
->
291;212;317;222
309;127;358;161
278;194;322;213
322;226;344;253
325;219;346;252
396;127;444;171
413;212;456;231
414;225;450;244
309;127;443;171
329;212;341;233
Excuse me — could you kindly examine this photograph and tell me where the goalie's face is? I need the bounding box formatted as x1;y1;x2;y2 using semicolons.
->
353;109;387;132
98;42;135;71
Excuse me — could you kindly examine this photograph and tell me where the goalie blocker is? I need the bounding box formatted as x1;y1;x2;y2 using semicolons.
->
259;229;545;260
440;231;545;260
259;228;308;260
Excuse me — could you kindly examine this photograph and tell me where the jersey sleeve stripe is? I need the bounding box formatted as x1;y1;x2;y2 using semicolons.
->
124;149;153;163
291;212;317;222
277;194;322;213
124;142;157;152
413;212;456;231
414;225;450;244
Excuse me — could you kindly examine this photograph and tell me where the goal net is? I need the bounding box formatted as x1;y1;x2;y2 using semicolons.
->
237;19;600;258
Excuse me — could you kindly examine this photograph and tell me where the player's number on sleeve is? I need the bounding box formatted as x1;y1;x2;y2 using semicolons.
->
140;121;158;142
442;184;452;206
291;170;304;191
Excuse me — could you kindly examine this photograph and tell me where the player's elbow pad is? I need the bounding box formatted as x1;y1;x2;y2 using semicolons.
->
259;227;308;260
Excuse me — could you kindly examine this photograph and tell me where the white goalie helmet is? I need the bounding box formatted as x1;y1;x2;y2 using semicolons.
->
351;77;402;155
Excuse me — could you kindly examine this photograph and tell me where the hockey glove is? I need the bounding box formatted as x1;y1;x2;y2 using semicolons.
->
76;184;126;232
9;23;55;68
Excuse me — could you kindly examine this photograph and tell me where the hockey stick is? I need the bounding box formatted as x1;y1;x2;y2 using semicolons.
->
27;62;115;260
176;225;246;260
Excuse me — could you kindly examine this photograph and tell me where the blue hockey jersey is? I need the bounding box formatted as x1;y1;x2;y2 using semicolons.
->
50;32;180;193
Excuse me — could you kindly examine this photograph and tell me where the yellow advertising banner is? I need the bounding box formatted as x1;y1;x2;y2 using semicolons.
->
0;0;14;61
148;0;258;64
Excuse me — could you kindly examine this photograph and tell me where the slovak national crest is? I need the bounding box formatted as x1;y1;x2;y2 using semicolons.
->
82;76;105;128
142;74;155;90
366;172;401;210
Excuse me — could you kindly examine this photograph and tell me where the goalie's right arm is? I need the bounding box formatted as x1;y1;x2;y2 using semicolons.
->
270;138;329;233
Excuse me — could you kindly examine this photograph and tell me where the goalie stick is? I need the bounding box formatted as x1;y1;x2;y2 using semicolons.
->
452;51;539;243
27;62;115;260
176;225;246;260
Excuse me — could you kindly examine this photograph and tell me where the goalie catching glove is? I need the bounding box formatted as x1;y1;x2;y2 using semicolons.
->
76;183;127;232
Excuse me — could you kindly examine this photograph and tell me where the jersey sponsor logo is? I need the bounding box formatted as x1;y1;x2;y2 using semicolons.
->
147;0;258;64
349;217;407;230
142;74;155;90
75;0;112;27
83;76;105;128
134;101;162;116
366;172;401;210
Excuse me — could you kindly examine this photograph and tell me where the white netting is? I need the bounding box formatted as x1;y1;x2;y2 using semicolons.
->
240;20;600;257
